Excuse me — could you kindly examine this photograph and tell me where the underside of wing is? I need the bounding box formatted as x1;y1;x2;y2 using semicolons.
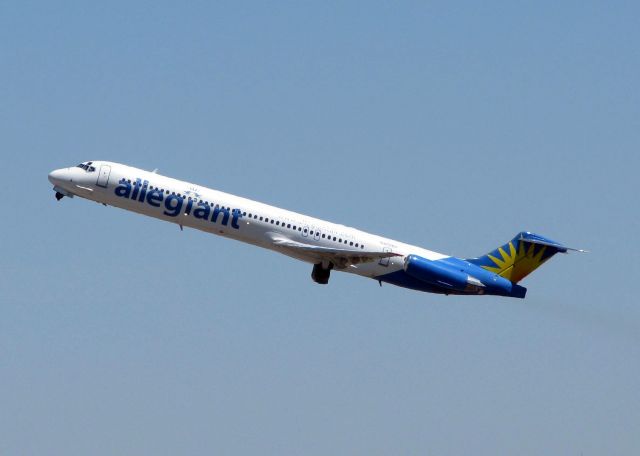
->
269;235;401;269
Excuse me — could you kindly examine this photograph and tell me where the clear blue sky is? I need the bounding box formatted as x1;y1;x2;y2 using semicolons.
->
2;1;639;454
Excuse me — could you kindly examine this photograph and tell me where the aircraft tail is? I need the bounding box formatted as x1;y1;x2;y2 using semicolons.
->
466;232;579;284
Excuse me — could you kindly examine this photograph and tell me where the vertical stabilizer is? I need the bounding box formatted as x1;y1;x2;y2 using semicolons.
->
466;232;575;283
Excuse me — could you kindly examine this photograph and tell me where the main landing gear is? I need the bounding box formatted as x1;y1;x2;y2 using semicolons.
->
311;262;333;285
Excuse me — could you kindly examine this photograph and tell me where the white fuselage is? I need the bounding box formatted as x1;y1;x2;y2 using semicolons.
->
49;161;448;284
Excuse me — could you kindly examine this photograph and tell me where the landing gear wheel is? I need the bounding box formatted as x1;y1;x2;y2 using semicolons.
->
55;192;64;201
311;262;333;284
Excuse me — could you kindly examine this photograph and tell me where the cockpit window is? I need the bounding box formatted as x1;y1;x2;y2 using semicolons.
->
76;162;96;172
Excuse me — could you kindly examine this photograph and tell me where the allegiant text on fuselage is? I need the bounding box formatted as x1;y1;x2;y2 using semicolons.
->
114;178;242;229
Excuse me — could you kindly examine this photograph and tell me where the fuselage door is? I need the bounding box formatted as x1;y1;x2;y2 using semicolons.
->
97;165;111;188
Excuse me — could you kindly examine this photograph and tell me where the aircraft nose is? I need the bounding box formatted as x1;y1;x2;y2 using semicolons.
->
48;168;68;185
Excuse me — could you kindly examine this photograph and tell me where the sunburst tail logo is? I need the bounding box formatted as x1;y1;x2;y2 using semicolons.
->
466;232;569;283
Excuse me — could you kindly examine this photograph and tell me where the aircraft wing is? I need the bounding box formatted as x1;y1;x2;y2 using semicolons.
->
269;234;402;269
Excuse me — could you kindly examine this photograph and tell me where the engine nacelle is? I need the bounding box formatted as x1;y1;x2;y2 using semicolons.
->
403;254;527;298
403;255;484;293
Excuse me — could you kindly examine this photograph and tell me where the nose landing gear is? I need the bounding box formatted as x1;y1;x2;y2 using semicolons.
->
55;192;64;201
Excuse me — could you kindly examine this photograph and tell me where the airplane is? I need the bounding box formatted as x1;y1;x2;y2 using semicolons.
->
48;161;582;298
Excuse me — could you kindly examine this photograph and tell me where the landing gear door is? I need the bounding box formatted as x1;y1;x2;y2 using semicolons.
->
97;165;111;188
378;247;391;266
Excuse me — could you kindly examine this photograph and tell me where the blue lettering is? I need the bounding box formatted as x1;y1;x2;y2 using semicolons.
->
138;180;149;202
131;178;142;200
231;209;242;229
193;203;211;219
113;177;241;231
164;194;183;217
185;199;194;215
146;189;163;207
115;179;131;198
211;206;230;225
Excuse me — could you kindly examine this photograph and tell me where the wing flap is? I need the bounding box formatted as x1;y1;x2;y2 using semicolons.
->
270;235;401;268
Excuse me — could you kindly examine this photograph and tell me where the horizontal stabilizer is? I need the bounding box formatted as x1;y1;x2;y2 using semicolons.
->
516;232;587;253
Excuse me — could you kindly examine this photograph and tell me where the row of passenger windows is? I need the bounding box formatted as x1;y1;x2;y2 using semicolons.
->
126;178;366;249
241;211;366;249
